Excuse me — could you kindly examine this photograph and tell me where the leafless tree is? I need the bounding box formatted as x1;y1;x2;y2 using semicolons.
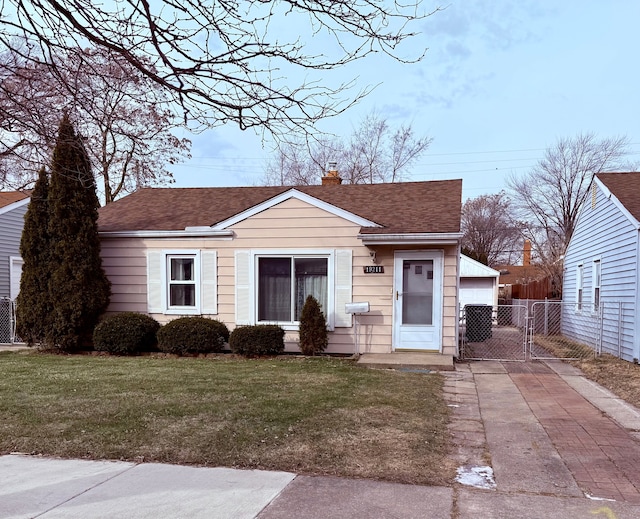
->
0;46;191;203
461;192;522;267
1;0;439;137
508;133;631;291
262;112;432;185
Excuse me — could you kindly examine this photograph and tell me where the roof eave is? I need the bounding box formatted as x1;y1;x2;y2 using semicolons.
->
99;229;234;239
358;232;463;245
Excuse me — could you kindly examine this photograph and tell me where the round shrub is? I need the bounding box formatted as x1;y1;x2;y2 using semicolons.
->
157;316;228;355
93;312;160;355
298;295;328;356
229;325;285;356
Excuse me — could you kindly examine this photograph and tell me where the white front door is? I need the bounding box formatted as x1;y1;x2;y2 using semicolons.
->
393;251;443;351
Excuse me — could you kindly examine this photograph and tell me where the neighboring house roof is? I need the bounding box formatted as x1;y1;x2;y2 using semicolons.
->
460;255;500;278
596;172;640;223
0;191;30;209
496;265;545;286
98;180;463;235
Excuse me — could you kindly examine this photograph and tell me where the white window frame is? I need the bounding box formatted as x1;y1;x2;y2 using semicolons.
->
253;249;335;331
592;258;601;313
576;262;584;312
163;249;201;315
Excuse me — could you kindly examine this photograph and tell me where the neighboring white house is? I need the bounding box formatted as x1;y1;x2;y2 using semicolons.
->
562;172;640;362
0;191;29;343
459;254;499;310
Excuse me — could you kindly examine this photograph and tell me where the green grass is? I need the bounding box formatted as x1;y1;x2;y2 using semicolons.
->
0;352;453;485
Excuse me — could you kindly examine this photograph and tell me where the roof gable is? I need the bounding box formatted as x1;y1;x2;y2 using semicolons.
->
98;179;462;235
212;188;381;230
0;191;30;216
460;255;500;278
595;172;640;227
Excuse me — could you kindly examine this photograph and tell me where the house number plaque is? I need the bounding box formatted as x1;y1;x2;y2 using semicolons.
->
363;266;384;274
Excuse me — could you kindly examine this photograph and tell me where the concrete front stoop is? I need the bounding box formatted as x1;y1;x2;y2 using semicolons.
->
356;352;454;371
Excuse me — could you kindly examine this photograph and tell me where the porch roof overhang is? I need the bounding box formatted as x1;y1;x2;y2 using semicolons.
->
358;232;463;246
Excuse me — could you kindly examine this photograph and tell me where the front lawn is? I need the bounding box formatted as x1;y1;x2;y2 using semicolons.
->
0;352;453;485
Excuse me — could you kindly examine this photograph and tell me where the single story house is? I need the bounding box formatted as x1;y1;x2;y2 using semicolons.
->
459;255;499;311
0;191;29;343
562;172;640;362
97;172;463;357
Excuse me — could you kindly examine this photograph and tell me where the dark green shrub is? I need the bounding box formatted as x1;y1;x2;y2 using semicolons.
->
93;312;160;355
229;325;285;356
46;114;111;351
298;295;328;355
157;316;228;355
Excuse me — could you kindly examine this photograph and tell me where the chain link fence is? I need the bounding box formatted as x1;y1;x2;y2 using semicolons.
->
529;301;598;360
0;297;20;344
460;299;635;363
460;304;528;361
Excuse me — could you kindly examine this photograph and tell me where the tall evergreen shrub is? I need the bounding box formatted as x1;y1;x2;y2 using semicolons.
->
16;167;51;345
298;295;328;355
46;114;111;351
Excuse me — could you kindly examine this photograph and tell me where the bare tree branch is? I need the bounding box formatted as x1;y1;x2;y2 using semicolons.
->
507;132;631;292
262;111;431;185
461;191;522;266
1;0;439;136
0;45;191;203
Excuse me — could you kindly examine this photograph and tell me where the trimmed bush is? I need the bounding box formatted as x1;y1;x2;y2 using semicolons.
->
298;295;328;356
157;316;229;355
93;312;160;355
229;325;285;356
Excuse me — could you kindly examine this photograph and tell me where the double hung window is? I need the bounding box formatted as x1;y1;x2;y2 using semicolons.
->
577;263;584;311
168;255;197;308
593;259;601;312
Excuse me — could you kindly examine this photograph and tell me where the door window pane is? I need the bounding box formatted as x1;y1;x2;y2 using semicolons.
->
402;260;433;325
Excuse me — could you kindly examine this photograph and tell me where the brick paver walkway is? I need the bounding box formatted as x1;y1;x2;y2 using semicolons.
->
511;369;640;503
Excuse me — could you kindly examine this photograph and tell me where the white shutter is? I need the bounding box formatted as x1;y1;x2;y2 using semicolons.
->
201;251;217;314
334;249;353;328
235;251;251;325
147;250;163;313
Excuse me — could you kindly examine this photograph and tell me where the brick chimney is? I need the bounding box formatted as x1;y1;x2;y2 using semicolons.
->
321;161;342;185
523;239;531;266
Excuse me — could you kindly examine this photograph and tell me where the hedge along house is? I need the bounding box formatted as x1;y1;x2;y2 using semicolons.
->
97;170;463;358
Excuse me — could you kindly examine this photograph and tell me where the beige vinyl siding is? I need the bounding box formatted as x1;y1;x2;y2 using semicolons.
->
100;198;460;355
100;238;147;314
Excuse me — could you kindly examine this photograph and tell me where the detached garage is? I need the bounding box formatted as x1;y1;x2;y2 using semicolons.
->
459;255;499;311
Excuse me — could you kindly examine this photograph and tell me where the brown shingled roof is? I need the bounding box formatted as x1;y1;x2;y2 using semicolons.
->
597;172;640;222
98;180;462;234
0;191;30;209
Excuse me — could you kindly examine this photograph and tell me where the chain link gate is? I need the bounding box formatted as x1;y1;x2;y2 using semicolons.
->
0;297;18;344
529;301;600;361
460;304;529;361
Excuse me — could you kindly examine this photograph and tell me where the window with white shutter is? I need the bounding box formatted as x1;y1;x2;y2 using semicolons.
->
146;249;217;315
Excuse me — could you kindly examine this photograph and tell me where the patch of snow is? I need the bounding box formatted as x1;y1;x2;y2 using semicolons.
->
455;465;496;490
584;493;616;502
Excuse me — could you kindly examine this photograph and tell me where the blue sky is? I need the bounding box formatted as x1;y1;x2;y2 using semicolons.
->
169;1;640;201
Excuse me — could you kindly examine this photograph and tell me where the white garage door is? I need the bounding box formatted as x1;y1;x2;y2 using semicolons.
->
459;278;494;310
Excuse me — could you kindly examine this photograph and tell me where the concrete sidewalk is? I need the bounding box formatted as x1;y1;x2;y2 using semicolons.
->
4;358;640;518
